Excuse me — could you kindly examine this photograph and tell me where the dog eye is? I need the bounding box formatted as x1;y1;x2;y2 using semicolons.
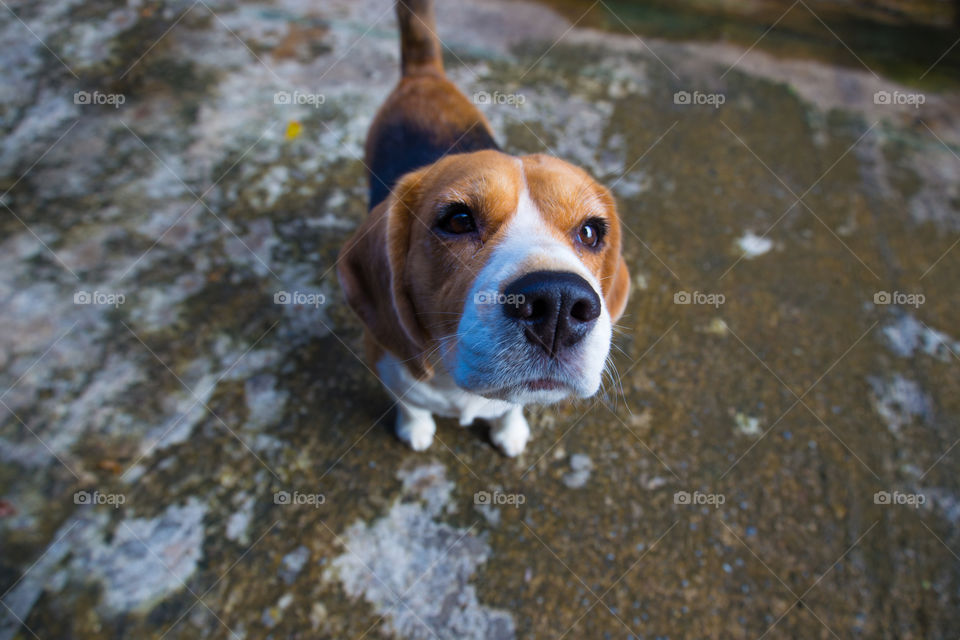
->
435;203;477;235
577;218;606;249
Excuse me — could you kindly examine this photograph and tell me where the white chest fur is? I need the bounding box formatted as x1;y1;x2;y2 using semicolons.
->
375;352;530;456
376;353;514;425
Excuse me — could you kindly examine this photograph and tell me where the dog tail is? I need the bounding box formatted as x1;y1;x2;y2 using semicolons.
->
396;0;443;76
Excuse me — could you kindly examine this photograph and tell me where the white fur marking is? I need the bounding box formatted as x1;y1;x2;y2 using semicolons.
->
489;405;530;457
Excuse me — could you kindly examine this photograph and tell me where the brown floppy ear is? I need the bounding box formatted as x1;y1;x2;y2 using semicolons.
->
594;184;630;323
605;256;630;323
337;169;433;379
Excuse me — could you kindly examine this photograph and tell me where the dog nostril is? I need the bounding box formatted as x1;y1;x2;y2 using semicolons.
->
570;299;597;322
529;298;549;319
503;297;533;319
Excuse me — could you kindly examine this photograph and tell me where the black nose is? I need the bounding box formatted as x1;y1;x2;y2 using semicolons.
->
502;271;602;357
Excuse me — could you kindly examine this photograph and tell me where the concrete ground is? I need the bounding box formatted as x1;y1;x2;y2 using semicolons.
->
1;0;959;638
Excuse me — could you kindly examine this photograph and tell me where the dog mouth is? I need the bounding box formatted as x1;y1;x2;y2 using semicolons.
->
444;321;607;403
474;376;573;401
520;378;565;391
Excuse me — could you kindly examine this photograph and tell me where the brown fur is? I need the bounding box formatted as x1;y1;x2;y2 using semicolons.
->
396;0;443;76
363;74;496;177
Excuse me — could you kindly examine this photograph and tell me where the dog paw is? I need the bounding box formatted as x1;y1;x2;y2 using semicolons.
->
396;406;435;451
490;408;529;457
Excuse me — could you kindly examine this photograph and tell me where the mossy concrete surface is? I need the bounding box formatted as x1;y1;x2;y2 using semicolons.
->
1;0;959;638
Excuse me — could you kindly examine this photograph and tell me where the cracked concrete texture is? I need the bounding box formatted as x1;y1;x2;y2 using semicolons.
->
0;0;959;638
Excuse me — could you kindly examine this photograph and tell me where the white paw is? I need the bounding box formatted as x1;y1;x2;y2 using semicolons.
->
490;409;530;457
396;406;435;451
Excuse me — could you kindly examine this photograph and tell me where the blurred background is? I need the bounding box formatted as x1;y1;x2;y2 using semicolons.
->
1;0;958;638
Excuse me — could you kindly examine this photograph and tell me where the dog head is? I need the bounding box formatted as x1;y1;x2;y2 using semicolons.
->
339;149;629;405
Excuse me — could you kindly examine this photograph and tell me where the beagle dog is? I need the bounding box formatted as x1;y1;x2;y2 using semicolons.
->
338;0;630;456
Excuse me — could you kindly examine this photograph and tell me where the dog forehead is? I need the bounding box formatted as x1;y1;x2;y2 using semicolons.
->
520;154;608;221
419;150;523;213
